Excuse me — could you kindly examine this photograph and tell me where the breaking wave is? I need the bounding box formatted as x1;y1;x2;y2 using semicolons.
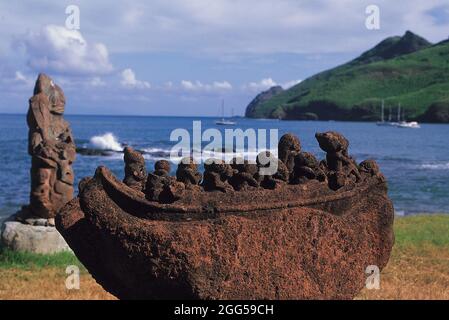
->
419;162;449;170
90;133;123;152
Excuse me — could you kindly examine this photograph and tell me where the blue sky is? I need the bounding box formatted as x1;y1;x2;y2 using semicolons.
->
1;0;448;116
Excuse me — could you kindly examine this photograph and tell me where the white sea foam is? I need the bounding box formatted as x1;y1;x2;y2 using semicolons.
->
141;147;168;152
140;147;278;164
90;133;123;151
419;162;449;170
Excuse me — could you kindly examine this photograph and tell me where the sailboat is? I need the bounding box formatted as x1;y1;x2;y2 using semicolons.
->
397;120;420;128
376;100;396;126
215;100;236;125
395;103;420;129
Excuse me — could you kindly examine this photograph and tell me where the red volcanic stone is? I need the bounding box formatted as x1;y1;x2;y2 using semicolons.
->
26;73;76;219
57;165;394;299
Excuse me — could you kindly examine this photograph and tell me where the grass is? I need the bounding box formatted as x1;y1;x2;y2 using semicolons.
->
0;246;82;270
394;214;449;247
358;214;449;300
0;214;448;299
0;246;115;299
0;268;115;300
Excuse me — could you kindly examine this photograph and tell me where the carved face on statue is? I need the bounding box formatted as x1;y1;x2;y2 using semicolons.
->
33;73;66;115
49;85;66;115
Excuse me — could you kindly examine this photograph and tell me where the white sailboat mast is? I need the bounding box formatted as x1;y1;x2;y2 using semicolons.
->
381;100;385;122
221;99;225;120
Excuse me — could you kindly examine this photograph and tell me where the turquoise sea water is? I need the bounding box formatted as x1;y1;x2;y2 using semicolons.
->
0;114;448;217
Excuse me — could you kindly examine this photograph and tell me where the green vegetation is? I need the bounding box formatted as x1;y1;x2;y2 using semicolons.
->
394;214;449;248
246;31;449;122
0;245;83;270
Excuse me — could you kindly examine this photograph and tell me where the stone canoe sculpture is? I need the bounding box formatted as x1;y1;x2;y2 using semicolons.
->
56;132;394;300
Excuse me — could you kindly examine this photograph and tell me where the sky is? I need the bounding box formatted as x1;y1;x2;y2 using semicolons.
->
0;0;449;116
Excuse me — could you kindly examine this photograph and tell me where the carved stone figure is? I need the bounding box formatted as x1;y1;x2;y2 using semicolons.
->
176;157;202;186
292;152;327;184
273;159;289;182
25;74;76;219
255;151;287;189
359;159;385;182
123;147;146;192
145;160;183;202
229;157;259;190
202;159;234;192
278;133;301;175
145;169;166;201
315;131;361;190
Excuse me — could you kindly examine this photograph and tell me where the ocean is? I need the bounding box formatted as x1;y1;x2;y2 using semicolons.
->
0;113;448;217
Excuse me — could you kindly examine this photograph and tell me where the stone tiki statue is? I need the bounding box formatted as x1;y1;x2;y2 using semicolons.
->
25;74;76;219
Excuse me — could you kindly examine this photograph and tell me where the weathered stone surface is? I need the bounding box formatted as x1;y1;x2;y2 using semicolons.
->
315;131;361;190
175;157;202;186
1;217;71;254
123;146;146;192
146;160;186;203
1;74;75;254
201;159;234;192
292;152;327;184
229;158;259;191
278;133;301;175
56;132;394;300
26;73;76;219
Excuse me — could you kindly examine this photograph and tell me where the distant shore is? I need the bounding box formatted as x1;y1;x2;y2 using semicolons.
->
246;115;449;124
1;214;448;300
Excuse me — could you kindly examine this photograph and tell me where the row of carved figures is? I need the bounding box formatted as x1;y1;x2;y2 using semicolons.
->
122;131;383;203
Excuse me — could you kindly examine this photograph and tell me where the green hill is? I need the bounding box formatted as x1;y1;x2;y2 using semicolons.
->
245;31;449;123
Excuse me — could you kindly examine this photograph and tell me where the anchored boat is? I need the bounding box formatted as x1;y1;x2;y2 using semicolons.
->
215;100;236;125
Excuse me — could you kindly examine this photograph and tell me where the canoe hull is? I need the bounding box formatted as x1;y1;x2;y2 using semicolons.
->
57;168;394;300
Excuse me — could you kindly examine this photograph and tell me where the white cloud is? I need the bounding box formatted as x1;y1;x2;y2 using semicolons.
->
120;68;151;89
243;78;302;91
122;6;145;26
89;77;106;87
1;1;449;116
2;1;449;56
69;1;449;54
180;80;197;90
245;78;277;91
19;24;113;75
180;80;232;92
14;71;33;86
282;79;302;89
212;81;233;90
